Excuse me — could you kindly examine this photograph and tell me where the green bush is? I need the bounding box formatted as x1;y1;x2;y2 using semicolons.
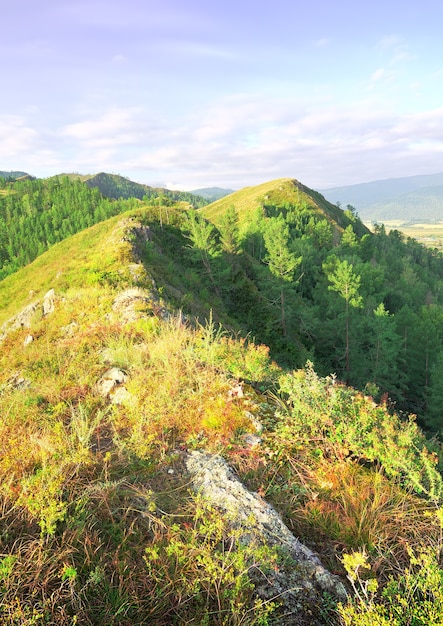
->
339;546;443;625
275;362;443;502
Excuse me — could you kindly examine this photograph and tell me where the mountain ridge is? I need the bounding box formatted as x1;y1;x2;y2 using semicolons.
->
320;171;443;222
201;177;369;237
2;177;443;623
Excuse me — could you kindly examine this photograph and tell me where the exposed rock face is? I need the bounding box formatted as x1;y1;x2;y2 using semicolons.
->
5;373;31;391
112;287;171;323
42;289;56;316
112;288;151;323
1;288;59;343
23;334;34;346
0;302;39;341
186;451;347;624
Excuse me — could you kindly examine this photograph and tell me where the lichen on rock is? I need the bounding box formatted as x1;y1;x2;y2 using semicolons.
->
186;450;347;623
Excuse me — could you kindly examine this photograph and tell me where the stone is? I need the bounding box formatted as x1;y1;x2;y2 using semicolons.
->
7;374;31;391
186;451;347;623
42;289;56;316
97;368;127;397
227;382;244;400
241;433;262;447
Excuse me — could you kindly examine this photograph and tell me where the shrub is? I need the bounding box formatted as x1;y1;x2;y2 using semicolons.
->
275;362;443;503
143;494;278;625
339;545;443;625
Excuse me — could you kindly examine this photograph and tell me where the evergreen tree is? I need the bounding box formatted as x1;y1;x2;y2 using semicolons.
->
183;210;221;296
262;215;302;337
219;206;241;255
325;257;363;383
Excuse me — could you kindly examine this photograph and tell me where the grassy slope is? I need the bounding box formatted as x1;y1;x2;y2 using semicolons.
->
0;211;133;325
200;177;359;234
1;201;443;624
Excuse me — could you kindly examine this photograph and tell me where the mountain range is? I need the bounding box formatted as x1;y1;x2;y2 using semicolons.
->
320;171;443;222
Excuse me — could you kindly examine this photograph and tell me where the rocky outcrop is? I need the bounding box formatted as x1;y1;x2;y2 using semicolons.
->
111;287;171;323
0;302;39;340
0;288;59;343
96;367;134;406
186;451;347;624
42;288;56;316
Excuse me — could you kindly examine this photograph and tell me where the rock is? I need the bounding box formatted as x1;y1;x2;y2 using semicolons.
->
112;287;170;323
60;322;78;337
245;410;264;433
227;382;244;400
97;368;127;397
7;373;31;391
112;288;150;323
186;451;347;622
1;288;59;343
42;289;56;316
241;433;262;447
23;334;34;346
3;301;39;331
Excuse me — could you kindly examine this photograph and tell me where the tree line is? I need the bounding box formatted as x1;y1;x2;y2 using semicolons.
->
0;176;143;279
140;201;443;434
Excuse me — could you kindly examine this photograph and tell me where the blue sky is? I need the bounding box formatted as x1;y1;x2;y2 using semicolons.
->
2;0;443;190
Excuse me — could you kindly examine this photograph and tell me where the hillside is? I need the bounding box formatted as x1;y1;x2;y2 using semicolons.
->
64;171;208;207
0;175;141;280
320;172;443;222
2;199;443;624
201;177;369;237
0;170;30;180
0;173;210;281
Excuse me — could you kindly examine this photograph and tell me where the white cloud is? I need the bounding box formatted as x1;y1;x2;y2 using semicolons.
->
8;94;443;190
0;115;39;159
62;108;150;148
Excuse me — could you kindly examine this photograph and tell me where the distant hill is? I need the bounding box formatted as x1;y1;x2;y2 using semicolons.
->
320;172;443;222
190;187;235;202
201;177;369;237
0;170;30;180
63;172;208;207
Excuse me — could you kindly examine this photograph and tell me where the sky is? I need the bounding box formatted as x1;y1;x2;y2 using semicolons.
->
2;0;443;191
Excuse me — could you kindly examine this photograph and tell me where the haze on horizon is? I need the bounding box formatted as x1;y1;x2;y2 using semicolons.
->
2;0;443;191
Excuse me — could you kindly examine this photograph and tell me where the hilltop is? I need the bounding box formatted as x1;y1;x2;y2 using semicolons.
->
0;173;208;281
62;171;208;206
201;177;369;237
2;177;443;623
0;170;30;180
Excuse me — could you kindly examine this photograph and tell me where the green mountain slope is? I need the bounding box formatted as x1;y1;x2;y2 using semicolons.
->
64;171;209;206
366;185;443;222
0;175;143;280
0;170;30;180
201;177;368;236
1;201;443;624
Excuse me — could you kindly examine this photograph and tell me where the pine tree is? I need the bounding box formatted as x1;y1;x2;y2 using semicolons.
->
325;257;362;382
262;215;302;337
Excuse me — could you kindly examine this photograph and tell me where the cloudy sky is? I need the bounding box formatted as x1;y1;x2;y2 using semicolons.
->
3;0;443;190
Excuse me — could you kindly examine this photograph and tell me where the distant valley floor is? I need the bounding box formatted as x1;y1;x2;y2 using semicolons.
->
366;220;443;251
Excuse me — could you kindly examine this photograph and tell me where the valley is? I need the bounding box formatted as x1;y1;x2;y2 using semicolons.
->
375;219;443;250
